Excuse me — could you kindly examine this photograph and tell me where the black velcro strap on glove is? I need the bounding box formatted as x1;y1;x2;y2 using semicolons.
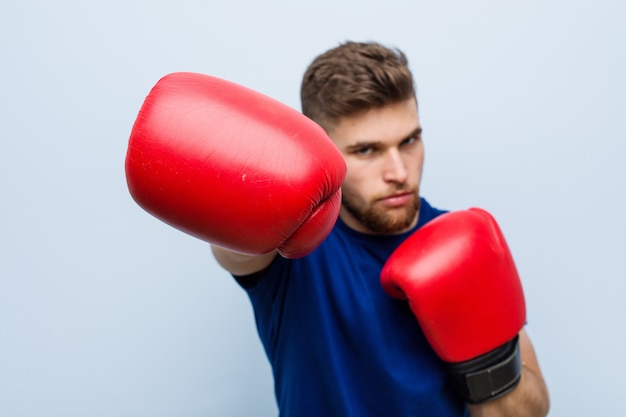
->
447;335;522;404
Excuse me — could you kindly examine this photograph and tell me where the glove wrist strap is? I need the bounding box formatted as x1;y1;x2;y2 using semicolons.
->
447;335;522;404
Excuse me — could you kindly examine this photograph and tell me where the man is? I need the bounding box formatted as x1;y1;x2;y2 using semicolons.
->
127;41;549;416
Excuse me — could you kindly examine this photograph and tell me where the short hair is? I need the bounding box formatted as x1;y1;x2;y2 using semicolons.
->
300;41;416;131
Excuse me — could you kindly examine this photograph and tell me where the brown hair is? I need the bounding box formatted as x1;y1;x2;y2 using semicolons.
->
300;41;416;131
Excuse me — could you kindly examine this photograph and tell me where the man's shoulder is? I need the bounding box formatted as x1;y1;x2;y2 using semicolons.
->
417;197;448;227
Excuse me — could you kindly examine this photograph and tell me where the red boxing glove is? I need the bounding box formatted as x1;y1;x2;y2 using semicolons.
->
125;72;346;258
380;208;526;403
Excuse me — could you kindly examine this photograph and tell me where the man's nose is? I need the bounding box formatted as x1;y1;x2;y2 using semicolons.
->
383;149;408;184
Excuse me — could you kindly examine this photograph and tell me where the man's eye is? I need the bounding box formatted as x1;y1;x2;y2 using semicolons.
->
355;146;374;155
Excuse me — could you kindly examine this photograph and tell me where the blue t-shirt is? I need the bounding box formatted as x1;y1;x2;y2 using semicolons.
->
242;198;469;416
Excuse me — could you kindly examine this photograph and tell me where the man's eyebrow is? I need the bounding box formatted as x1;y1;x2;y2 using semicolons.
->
404;127;423;140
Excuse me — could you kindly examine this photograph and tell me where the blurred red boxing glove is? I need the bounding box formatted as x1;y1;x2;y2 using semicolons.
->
125;72;346;258
380;208;526;403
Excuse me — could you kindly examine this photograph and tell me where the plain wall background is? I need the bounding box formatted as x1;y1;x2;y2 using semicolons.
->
1;0;624;415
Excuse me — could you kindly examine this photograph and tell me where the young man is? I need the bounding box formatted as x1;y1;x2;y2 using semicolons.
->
126;41;549;416
211;42;549;416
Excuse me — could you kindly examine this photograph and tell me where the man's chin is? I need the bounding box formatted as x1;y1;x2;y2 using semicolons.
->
365;206;419;235
384;214;419;234
385;198;421;233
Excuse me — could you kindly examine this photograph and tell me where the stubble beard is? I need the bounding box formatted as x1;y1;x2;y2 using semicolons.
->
341;186;421;234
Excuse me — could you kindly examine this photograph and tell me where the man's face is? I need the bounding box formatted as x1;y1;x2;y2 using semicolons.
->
328;98;424;235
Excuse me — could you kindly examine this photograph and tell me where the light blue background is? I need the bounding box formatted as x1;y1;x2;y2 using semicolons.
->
1;0;624;415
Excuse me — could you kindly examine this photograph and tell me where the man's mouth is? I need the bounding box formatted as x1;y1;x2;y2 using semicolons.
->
379;191;415;208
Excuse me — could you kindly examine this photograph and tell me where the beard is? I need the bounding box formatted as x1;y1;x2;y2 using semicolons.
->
341;185;421;234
